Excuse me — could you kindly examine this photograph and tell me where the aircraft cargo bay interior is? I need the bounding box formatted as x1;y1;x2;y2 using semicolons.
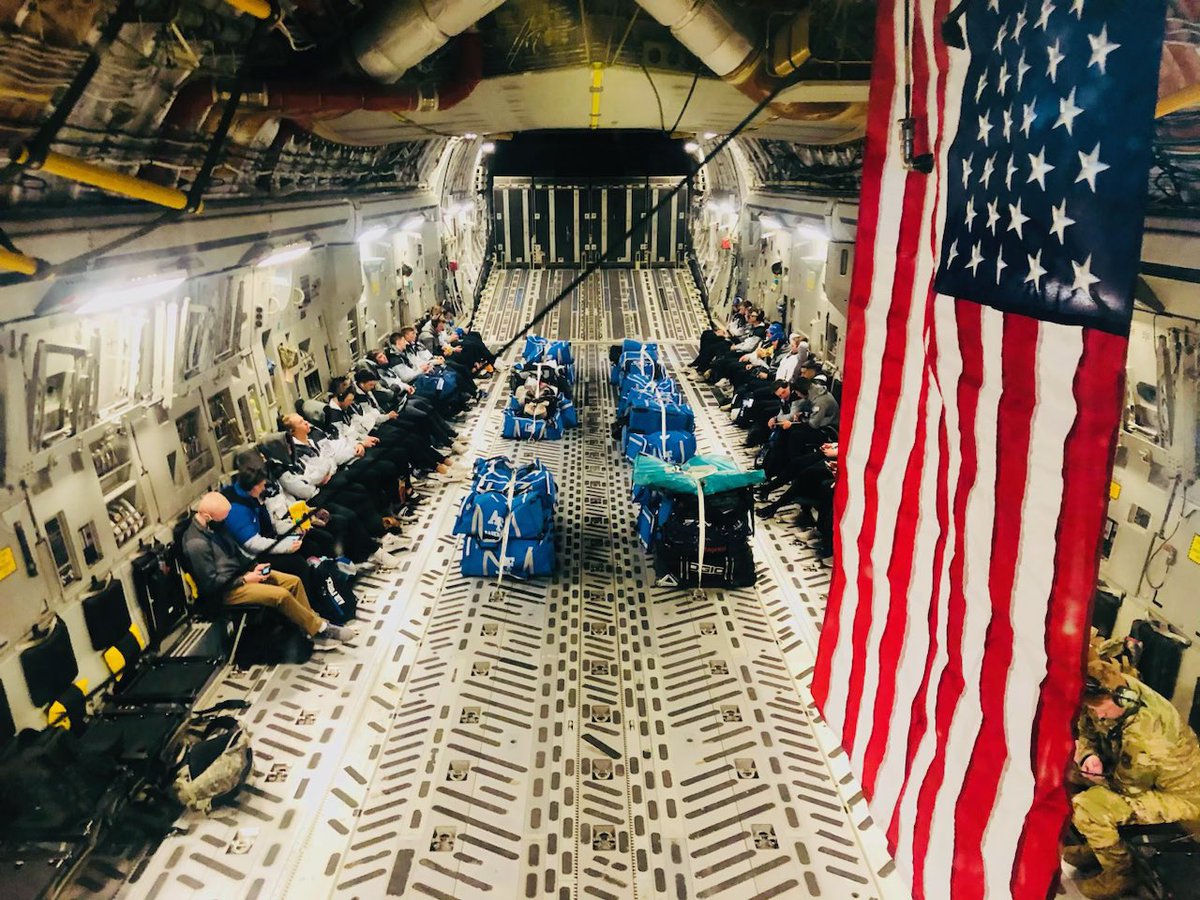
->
0;2;1198;900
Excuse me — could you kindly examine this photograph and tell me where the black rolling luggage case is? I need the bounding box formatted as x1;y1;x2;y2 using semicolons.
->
131;545;188;649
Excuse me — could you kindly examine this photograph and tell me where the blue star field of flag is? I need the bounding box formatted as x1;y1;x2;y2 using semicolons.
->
932;0;1166;336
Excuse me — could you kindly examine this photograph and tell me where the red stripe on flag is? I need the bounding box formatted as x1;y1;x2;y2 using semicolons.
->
812;0;899;709
840;163;934;754
857;0;938;791
886;0;956;856
861;314;934;794
886;304;952;854
1009;329;1127;897
909;300;982;900
953;312;1041;898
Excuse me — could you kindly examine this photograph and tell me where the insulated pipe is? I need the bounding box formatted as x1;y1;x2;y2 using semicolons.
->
350;0;508;83
158;30;484;140
632;0;855;122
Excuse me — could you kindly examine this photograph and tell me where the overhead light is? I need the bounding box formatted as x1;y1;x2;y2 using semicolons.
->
684;141;700;154
77;271;186;315
463;132;478;140
480;141;496;154
358;225;388;243
254;241;311;268
400;215;425;232
759;215;783;232
703;131;718;140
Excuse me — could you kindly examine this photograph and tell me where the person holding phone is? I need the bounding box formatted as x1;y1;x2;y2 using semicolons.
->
182;493;356;650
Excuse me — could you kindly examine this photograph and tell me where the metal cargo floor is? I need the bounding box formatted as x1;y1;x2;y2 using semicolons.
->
92;268;902;900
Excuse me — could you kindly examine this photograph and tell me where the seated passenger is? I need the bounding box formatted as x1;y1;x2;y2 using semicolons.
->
181;492;355;649
278;413;410;524
1064;654;1200;899
690;300;751;372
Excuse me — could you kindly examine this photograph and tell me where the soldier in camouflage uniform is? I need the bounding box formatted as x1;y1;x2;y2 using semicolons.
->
1063;653;1200;899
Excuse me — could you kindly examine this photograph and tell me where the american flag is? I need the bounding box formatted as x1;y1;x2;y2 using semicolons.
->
811;0;1165;897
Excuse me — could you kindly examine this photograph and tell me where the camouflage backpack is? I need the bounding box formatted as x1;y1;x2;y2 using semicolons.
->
167;703;253;814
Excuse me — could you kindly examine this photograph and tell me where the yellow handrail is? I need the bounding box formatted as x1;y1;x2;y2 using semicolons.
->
11;148;196;211
223;0;273;19
0;247;38;276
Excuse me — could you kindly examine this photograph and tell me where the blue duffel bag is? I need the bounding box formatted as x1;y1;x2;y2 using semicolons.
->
622;339;659;359
413;369;460;401
626;398;695;435
472;457;558;503
618;381;681;415
624;430;697;464
454;489;552;541
636;493;674;550
460;532;556;578
559;398;579;429
503;409;563;441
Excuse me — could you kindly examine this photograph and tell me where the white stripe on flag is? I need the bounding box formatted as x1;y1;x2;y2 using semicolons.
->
980;323;1083;891
923;304;1005;891
821;6;908;737
893;292;966;888
864;0;960;829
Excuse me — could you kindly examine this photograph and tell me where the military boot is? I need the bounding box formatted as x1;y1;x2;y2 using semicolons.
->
1075;867;1138;900
1060;842;1099;870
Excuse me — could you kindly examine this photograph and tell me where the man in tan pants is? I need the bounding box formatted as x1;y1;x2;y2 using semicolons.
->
182;493;355;650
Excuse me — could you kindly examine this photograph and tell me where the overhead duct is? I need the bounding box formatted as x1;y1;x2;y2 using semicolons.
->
161;29;484;137
350;0;508;83
632;0;859;123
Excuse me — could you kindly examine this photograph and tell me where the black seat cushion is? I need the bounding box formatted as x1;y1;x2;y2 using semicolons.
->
82;579;133;651
114;658;216;704
0;684;14;747
20;617;77;708
295;398;327;426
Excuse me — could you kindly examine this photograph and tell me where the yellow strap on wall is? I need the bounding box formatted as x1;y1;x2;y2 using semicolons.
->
103;645;128;677
589;62;604;130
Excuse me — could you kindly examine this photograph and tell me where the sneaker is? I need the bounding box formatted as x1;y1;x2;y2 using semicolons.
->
313;623;358;648
335;559;359;577
368;548;401;569
381;533;411;552
431;470;465;483
452;440;470;453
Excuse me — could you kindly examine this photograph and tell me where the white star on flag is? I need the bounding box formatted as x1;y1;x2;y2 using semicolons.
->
1027;148;1055;189
1076;143;1109;191
1071;254;1100;292
1025;250;1047;289
1054;88;1083;135
1047;39;1065;83
1049;200;1076;243
1007;199;1031;239
1087;24;1119;75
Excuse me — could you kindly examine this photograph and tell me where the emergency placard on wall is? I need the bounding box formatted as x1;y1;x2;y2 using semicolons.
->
0;547;15;581
1188;534;1200;566
1109;481;1121;500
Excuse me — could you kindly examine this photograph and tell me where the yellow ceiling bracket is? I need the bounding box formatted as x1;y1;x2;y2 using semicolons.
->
589;62;604;129
11;147;196;211
0;247;38;277
223;0;274;19
1157;83;1200;119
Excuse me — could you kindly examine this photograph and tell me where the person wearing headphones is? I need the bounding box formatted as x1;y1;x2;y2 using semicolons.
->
1063;649;1200;898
